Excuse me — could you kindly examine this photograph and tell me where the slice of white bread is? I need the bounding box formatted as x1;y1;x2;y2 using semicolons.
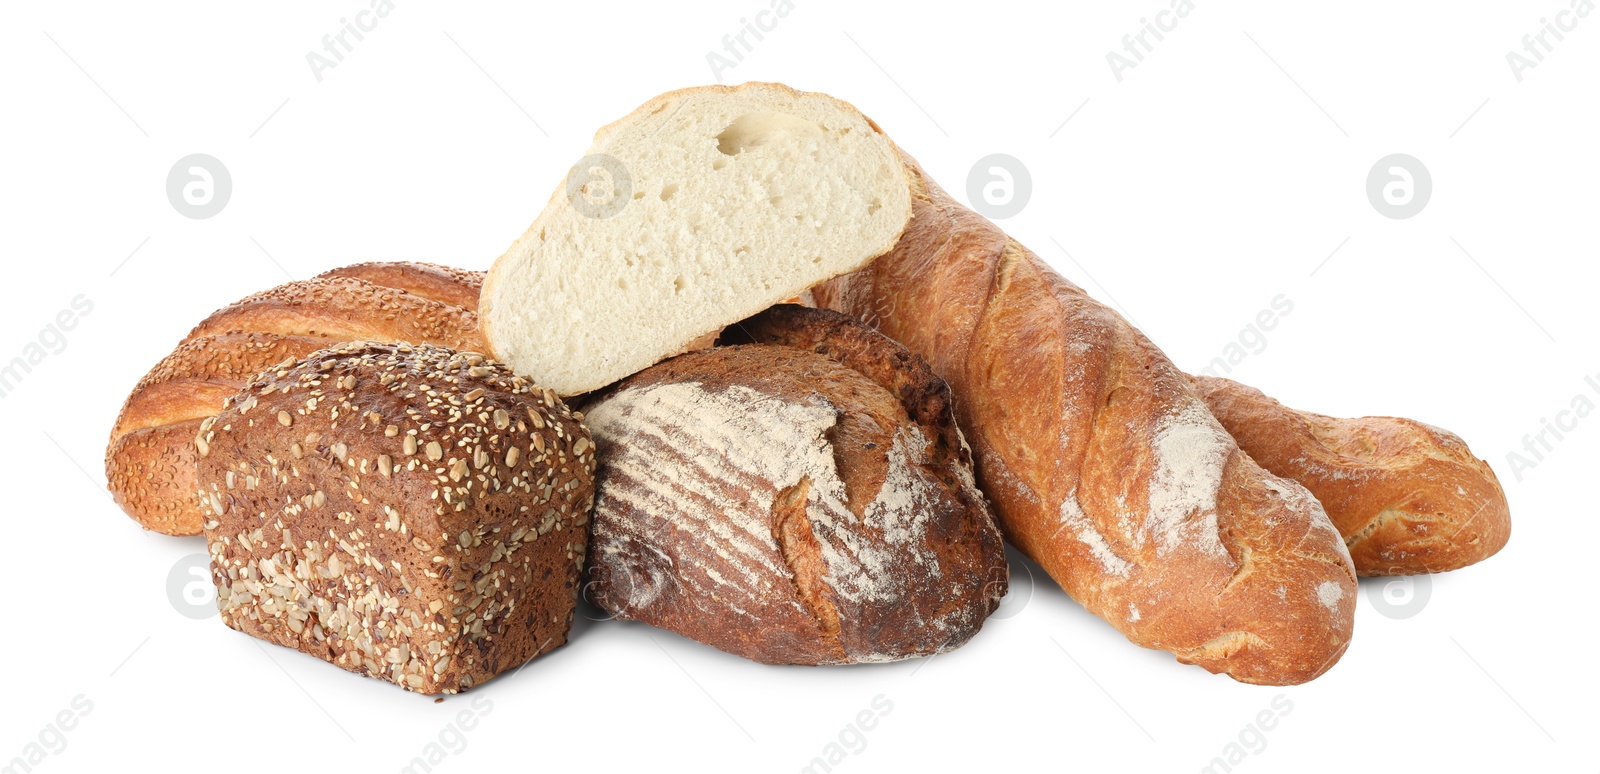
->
480;82;914;395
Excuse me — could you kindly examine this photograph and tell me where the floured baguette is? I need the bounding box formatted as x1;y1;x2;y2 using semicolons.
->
1194;376;1511;576
481;83;914;396
814;154;1357;685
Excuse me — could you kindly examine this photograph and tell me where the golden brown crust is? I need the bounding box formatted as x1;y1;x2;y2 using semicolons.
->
317;262;485;312
198;341;594;694
1194;376;1511;576
186;276;486;352
106;333;333;535
106;265;486;535
583;334;1005;665
814;154;1356;685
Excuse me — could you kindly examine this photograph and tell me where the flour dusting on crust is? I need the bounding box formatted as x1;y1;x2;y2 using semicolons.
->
1057;490;1132;576
1146;401;1231;557
586;380;948;622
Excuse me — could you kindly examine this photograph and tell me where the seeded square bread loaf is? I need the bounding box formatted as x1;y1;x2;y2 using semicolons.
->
107;264;486;535
1194;376;1511;576
480;82;915;396
197;341;594;694
581;306;1006;665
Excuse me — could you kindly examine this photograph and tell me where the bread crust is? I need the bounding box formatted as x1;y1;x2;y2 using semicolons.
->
814;155;1356;684
1194;376;1511;576
187;276;485;351
583;313;1005;665
106;267;486;535
317;262;485;312
198;341;594;694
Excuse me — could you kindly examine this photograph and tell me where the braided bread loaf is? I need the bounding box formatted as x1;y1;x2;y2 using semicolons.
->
105;263;486;535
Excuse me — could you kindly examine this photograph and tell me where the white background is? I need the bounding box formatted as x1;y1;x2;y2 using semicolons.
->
2;1;1595;772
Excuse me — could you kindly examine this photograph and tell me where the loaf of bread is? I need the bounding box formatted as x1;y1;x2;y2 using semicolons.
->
106;264;485;535
581;306;1006;664
814;155;1356;684
198;341;594;694
480;82;916;396
1194;376;1511;576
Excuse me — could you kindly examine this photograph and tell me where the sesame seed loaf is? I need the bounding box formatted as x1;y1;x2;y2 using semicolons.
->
317;261;486;312
1194;376;1511;576
108;332;333;535
185;275;485;348
582;311;1006;665
813;153;1357;684
197;341;595;694
107;267;486;535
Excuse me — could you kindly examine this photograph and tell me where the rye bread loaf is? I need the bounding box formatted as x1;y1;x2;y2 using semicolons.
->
107;265;486;535
1194;376;1511;576
814;154;1357;684
197;341;594;694
581;308;1006;665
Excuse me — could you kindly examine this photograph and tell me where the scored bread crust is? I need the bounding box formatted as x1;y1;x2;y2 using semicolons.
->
106;267;487;536
1194;376;1511;576
814;154;1357;685
582;311;1006;665
198;341;594;694
480;82;914;396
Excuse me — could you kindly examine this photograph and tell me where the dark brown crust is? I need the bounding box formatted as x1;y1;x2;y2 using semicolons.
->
198;341;594;694
317;262;486;312
722;304;973;480
1194;376;1511;576
106;266;486;536
813;154;1356;685
583;336;1005;665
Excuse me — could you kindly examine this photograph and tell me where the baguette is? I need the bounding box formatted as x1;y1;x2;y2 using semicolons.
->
814;155;1356;684
106;265;486;535
1194;376;1511;576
